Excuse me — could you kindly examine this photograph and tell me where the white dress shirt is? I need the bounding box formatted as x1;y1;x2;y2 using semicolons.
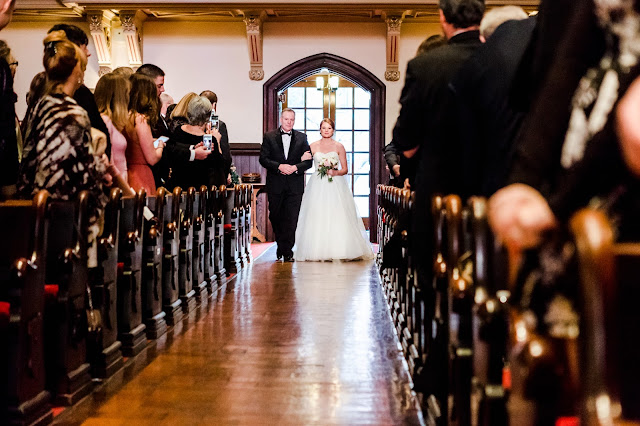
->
281;129;292;160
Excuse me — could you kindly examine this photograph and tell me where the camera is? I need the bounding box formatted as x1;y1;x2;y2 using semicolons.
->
210;113;219;130
203;134;213;150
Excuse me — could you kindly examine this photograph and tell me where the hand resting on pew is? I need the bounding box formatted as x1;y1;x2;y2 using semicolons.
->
488;183;557;250
616;75;640;176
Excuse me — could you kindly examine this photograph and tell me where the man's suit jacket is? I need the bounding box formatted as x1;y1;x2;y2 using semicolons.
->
392;30;482;232
259;129;312;194
151;112;192;188
219;120;232;178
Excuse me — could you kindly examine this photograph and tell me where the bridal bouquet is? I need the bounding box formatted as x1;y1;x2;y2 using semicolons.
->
317;158;339;182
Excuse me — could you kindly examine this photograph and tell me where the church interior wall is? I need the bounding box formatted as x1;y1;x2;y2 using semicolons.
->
2;19;441;145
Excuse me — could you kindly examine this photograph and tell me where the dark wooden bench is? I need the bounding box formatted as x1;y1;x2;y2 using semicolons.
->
0;191;53;425
178;187;196;314
142;188;168;339
203;186;218;292
213;186;226;281
223;185;241;274
88;188;123;379
191;186;208;305
161;188;183;326
43;192;93;405
117;190;147;356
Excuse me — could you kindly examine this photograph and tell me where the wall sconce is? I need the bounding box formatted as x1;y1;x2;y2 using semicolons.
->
316;75;340;91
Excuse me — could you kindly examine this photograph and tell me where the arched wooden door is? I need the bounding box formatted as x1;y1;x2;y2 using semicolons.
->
264;53;386;243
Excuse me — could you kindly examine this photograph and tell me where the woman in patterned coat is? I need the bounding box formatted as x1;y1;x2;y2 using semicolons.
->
18;30;108;266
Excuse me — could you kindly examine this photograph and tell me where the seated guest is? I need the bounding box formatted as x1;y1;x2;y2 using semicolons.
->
170;96;224;189
95;72;130;181
123;73;165;193
18;31;108;264
168;92;197;134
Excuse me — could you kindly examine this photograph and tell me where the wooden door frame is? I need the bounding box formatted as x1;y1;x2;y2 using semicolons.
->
263;52;386;243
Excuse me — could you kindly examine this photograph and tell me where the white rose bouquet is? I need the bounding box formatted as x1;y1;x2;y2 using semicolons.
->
317;158;339;182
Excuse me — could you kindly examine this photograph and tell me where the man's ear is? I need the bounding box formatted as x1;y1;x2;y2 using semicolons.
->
0;0;15;15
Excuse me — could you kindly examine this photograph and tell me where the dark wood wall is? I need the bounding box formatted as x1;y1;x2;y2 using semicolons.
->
231;143;274;242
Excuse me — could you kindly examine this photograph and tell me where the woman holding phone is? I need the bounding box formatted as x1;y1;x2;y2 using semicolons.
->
169;95;224;189
123;73;165;193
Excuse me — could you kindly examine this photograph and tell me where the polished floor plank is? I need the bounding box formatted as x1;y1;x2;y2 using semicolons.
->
60;245;422;425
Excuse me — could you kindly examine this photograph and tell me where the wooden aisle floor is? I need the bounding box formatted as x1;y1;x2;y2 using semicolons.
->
58;244;423;425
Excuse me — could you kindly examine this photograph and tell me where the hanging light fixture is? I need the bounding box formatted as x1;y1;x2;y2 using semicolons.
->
329;75;340;91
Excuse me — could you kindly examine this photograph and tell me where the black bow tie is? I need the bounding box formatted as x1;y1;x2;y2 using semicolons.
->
281;130;292;137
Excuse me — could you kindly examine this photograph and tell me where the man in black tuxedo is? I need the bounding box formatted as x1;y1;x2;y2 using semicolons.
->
259;108;312;262
392;0;483;244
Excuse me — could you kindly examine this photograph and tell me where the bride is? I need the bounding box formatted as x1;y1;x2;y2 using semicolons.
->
294;118;374;261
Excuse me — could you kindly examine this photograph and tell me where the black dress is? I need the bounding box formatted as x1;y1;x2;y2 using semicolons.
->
168;126;225;190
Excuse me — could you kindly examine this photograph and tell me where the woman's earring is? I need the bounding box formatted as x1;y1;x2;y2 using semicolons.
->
78;78;82;84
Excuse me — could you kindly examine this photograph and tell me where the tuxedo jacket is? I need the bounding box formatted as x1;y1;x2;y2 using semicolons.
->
259;129;312;194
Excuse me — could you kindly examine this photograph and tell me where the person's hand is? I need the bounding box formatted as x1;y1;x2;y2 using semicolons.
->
194;146;212;160
301;150;312;161
278;164;296;175
154;139;166;149
403;178;411;190
616;75;640;176
101;155;113;186
227;173;232;185
403;146;419;158
327;169;337;177
211;127;222;142
392;164;401;177
488;183;557;252
193;141;204;149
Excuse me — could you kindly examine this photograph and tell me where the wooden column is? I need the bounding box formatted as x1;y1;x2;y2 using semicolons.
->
385;16;402;81
119;10;146;70
243;13;265;81
87;10;115;76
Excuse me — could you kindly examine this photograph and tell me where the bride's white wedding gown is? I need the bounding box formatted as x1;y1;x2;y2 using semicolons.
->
294;151;374;261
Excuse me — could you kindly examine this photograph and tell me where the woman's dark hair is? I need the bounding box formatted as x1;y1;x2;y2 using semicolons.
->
22;71;47;134
48;24;88;46
128;73;159;128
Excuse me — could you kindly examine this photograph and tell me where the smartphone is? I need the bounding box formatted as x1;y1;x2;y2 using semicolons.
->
203;134;213;150
210;114;219;130
154;135;169;148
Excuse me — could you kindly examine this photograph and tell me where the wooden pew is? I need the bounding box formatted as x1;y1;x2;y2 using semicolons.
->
213;186;227;280
178;187;197;314
243;184;253;262
191;186;208;304
224;185;241;274
569;209;631;424
445;195;474;426
420;194;450;424
0;191;53;425
467;197;509;426
117;190;147;356
203;186;218;291
89;188;123;379
43;192;93;405
161;188;183;325
235;184;247;267
142;188;168;339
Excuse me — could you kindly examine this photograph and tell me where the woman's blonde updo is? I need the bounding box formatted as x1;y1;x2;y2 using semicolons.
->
42;30;87;93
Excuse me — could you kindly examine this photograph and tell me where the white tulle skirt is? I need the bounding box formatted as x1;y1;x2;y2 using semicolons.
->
294;173;374;261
